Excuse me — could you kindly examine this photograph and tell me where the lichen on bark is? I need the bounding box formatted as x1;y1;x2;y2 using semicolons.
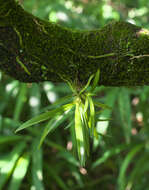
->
0;0;149;86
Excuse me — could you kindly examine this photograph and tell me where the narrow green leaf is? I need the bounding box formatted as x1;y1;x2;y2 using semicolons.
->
126;153;149;190
84;96;89;113
32;138;44;190
88;96;95;137
0;135;22;144
118;88;132;143
49;94;73;108
16;109;61;132
0;81;19;113
58;151;80;167
0;142;26;189
29;83;41;116
118;143;144;190
79;102;90;156
96;88;118;135
75;102;85;166
70;120;77;157
15;103;74;132
92;144;129;169
13;83;27;121
8;153;30;190
66;80;76;93
79;74;94;95
38;109;73;148
97;118;112;122
94;101;111;110
91;69;100;92
40;94;73;113
64;120;74;130
80;111;90;156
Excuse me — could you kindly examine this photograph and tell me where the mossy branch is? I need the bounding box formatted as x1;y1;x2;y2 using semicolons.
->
0;0;149;86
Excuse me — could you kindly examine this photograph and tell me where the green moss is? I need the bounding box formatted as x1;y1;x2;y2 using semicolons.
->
1;0;149;86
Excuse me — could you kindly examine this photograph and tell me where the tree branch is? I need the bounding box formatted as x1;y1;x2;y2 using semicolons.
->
0;0;149;86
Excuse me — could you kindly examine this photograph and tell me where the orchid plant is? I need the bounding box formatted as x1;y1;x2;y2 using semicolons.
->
16;69;110;166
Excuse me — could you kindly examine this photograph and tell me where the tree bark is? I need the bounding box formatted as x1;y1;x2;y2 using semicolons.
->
0;0;149;86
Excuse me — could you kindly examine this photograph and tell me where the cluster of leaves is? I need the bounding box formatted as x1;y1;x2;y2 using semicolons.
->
15;70;110;166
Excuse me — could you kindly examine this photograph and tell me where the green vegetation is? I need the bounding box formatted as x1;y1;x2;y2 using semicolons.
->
15;69;108;166
1;0;149;189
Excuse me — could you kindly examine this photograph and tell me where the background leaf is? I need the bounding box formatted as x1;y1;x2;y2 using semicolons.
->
32;138;44;190
8;153;30;190
118;88;132;143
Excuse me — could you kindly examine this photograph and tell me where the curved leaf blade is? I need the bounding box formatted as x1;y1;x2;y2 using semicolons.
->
15;103;74;132
79;74;94;95
91;69;100;92
75;102;85;166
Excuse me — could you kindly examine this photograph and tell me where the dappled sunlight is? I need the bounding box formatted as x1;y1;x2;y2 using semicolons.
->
137;28;149;36
47;91;57;103
43;82;57;103
36;170;43;181
29;96;40;107
96;117;109;135
5;81;18;93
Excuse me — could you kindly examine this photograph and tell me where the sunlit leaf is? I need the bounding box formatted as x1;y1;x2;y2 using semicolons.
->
38;109;73;148
29;83;41;116
79;105;90;156
48;94;73;108
75;102;85;166
15;103;74;132
96;88;118;135
91;69;100;92
0;142;26;189
8;153;30;190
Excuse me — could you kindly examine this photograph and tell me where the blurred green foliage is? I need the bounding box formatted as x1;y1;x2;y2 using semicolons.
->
1;0;149;189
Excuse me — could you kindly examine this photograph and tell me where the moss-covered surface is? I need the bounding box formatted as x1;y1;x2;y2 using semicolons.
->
0;0;149;86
